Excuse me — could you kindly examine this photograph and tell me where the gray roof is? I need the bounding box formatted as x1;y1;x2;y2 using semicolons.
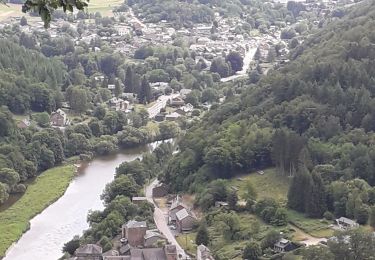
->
130;248;166;260
337;217;358;225
275;239;291;248
144;230;165;240
75;244;102;255
125;220;147;229
176;208;191;221
132;196;147;201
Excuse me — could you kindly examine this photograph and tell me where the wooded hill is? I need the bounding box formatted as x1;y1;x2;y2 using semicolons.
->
162;0;375;219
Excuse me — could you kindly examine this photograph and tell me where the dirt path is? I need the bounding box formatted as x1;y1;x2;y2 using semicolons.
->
290;224;327;246
145;179;188;259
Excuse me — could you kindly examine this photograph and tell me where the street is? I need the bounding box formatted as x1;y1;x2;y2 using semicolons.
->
147;94;179;118
145;179;188;259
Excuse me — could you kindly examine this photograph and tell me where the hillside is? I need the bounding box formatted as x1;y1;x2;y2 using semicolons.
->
163;0;375;191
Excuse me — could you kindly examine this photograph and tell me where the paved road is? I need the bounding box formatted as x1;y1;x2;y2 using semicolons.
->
147;94;179;118
145;179;188;259
221;47;258;82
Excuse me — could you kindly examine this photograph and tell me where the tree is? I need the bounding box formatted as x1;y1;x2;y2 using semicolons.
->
114;79;123;98
0;168;20;190
287;166;312;212
2;0;90;28
125;66;134;93
195;222;209;246
355;206;369;225
0;182;9;204
20;16;28;26
302;245;334;260
305;172;327;218
101;175;138;204
243;241;262;260
227;191;238;210
226;52;244;72
210;57;231;78
33;112;50;127
261;230;280;249
67;87;88;114
139;76;151;104
218;212;241;241
369;206;375;228
62;238;80;255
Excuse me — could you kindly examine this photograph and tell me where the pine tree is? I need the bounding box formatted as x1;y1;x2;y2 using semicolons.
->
305;172;327;218
195;223;209;246
125;66;134;93
369;206;375;228
114;79;122;97
139;76;151;104
287;166;312;212
227;191;238;210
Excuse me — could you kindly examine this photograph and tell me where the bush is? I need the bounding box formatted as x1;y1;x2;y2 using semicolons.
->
323;211;334;221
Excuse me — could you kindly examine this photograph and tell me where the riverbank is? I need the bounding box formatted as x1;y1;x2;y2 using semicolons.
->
0;165;76;258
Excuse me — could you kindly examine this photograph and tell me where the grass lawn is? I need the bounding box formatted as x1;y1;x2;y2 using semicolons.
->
176;232;197;256
0;165;75;258
287;210;333;238
228;168;290;203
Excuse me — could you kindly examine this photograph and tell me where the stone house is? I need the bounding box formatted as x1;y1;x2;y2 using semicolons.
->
175;208;197;232
51;109;69;127
122;220;147;247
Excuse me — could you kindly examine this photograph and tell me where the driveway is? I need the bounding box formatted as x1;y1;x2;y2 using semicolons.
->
145;179;188;259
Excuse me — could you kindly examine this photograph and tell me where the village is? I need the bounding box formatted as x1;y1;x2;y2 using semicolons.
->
67;176;364;260
0;0;370;260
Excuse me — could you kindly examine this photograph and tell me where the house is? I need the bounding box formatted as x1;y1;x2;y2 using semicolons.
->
169;97;185;107
176;208;197;232
152;183;168;197
74;244;102;260
215;201;229;208
274;239;296;253
165;112;181;121
17;119;31;129
155;113;166;122
129;245;177;260
175;103;194;116
169;196;189;224
132;197;147;204
108;97;129;111
122;220;147;247
196;244;215;260
144;230;166;247
336;217;359;230
51;109;69;127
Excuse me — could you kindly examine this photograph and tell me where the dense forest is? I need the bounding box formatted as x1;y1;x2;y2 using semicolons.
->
161;0;375;222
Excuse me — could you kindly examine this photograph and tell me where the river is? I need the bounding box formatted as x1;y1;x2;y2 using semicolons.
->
3;141;164;260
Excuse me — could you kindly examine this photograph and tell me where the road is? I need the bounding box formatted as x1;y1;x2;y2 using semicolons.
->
221;47;258;82
145;179;188;259
147;94;179;118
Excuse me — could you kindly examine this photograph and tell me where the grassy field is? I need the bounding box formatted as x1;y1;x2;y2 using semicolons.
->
228;168;290;203
288;210;334;238
0;165;76;258
0;3;23;21
87;0;123;16
176;232;197;256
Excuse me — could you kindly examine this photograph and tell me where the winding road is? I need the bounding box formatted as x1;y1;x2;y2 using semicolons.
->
145;179;188;259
